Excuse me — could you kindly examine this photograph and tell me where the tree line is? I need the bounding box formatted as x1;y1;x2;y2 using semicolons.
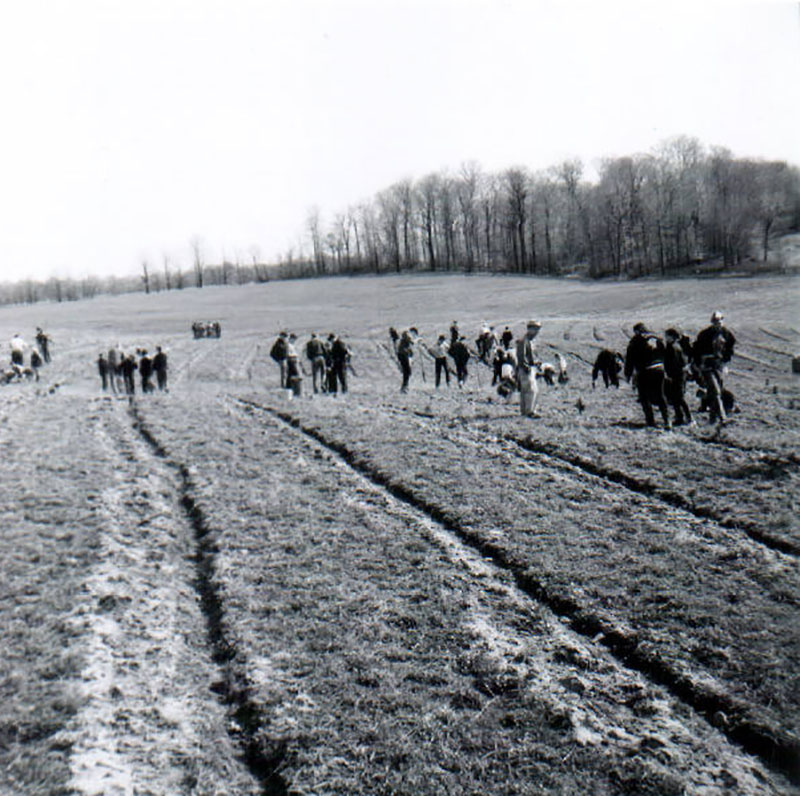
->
2;136;798;308
298;136;800;279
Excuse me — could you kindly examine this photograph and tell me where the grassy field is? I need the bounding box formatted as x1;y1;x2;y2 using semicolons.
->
0;273;798;795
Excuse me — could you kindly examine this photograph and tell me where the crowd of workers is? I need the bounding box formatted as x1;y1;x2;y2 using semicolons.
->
3;328;52;383
97;345;169;395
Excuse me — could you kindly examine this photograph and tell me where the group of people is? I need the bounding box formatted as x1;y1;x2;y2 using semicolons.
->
192;321;222;339
621;311;736;428
270;331;352;397
267;311;737;429
97;345;168;395
391;319;556;417
4;328;52;383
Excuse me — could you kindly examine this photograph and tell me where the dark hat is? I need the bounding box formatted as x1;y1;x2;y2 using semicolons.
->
664;327;679;339
633;322;649;334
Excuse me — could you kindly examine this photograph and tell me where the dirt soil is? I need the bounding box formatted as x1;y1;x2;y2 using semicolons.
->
0;273;797;795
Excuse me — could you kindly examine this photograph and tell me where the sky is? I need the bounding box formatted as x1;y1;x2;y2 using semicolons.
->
0;0;797;283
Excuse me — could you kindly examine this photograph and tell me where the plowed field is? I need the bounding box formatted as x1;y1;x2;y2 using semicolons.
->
1;274;798;795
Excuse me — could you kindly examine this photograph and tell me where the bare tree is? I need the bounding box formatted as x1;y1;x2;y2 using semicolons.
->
190;236;205;288
141;259;151;294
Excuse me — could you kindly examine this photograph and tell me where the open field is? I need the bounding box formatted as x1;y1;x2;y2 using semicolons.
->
1;273;798;795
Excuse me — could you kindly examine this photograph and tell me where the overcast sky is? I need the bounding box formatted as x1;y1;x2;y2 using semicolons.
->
0;0;797;283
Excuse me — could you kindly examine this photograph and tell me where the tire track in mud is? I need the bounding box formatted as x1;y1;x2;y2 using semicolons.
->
127;401;290;796
373;399;800;558
66;399;262;796
237;397;800;785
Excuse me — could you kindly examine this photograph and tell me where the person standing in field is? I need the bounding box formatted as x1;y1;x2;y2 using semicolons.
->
139;350;154;393
305;333;327;394
449;335;471;387
515;320;542;417
664;328;692;426
693;310;736;424
121;354;138;395
330;334;350;394
29;349;42;381
36;327;51;362
270;331;289;388
397;330;414;393
97;353;109;391
429;334;450;388
153;346;168;391
285;334;305;397
501;326;514;350
624;322;671;429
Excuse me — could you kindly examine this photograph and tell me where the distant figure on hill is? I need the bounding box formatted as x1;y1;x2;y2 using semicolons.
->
153;346;168;391
515;320;542;417
693;311;736;424
501;327;514;350
35;328;51;362
592;349;624;389
270;331;289;388
397;330;414;393
389;327;399;355
624;322;670;429
98;353;109;391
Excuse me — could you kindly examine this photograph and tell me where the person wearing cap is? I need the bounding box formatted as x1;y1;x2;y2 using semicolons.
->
624;322;671;429
664;328;692;426
515;320;543;417
693;311;736;423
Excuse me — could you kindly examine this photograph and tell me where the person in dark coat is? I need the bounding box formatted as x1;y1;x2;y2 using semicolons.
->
693;311;736;423
97;353;109;391
449;321;459;346
270;332;289;388
396;330;414;393
492;345;506;386
389;327;400;355
664;328;692;426
624;322;670;429
592;349;624;388
30;350;42;381
139;351;154;393
153;346;168;391
305;333;327;394
330;335;350;394
36;328;51;362
120;354;137;395
449;336;471;387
